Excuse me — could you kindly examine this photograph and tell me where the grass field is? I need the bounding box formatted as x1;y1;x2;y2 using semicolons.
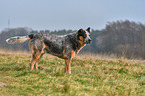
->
0;53;145;96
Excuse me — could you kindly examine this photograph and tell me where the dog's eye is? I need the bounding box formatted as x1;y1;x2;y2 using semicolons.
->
83;34;87;38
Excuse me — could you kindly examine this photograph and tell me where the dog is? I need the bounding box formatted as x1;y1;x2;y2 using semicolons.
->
6;27;92;74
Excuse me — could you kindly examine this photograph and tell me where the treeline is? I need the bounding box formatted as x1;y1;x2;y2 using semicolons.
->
1;20;145;59
96;20;145;58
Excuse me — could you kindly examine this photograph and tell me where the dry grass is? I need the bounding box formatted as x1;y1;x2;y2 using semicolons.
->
78;52;145;66
0;49;30;55
78;52;118;60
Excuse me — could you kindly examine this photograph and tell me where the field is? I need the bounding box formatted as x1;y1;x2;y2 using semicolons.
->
0;52;145;96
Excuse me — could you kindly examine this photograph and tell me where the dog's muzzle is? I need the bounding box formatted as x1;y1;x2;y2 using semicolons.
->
85;39;92;44
88;39;92;43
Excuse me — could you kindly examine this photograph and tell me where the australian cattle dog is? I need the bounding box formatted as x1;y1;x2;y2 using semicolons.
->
6;27;92;74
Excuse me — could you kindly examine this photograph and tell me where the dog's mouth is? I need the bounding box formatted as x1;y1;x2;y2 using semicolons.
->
84;39;92;44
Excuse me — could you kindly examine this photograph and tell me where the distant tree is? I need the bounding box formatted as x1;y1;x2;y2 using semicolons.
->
96;20;145;58
30;30;38;34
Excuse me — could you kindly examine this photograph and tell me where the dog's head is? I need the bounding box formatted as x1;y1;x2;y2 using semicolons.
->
77;27;92;44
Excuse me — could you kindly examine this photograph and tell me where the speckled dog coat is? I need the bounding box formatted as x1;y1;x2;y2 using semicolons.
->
6;27;92;74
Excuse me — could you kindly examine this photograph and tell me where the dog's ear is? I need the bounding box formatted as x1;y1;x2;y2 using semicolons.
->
86;27;91;33
77;29;84;41
78;29;84;33
77;29;84;40
77;29;84;36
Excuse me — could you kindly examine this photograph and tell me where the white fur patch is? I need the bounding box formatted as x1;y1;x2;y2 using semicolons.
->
85;31;91;40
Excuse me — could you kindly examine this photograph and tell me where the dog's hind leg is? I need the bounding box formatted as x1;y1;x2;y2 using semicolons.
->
35;43;46;69
30;50;42;70
35;53;44;70
29;40;41;70
29;40;46;70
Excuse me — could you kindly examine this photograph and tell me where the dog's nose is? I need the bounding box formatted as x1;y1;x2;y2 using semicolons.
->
89;39;92;43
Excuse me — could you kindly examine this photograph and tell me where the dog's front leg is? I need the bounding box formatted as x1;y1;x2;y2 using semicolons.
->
65;59;71;74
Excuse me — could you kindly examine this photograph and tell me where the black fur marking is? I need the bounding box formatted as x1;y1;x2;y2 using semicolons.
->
29;34;34;39
86;27;90;33
77;29;87;40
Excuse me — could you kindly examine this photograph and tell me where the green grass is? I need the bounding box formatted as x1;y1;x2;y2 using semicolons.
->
0;54;145;96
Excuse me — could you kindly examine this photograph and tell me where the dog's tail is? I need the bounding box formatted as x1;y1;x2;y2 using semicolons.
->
6;34;33;44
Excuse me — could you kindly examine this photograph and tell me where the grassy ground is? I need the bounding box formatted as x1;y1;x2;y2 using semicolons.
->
0;53;145;96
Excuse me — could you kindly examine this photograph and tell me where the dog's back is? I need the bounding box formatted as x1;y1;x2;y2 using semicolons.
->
31;32;66;55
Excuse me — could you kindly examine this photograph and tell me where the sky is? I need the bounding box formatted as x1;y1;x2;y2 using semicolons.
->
0;0;145;31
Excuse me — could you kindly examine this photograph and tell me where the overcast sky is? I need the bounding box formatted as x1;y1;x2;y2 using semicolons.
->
0;0;145;31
